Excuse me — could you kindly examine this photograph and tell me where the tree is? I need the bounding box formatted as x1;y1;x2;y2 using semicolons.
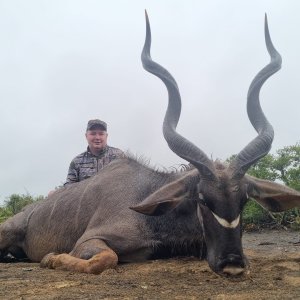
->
227;142;300;229
272;144;300;191
242;143;300;189
0;193;44;223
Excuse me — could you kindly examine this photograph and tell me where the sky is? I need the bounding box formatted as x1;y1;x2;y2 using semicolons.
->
0;0;299;204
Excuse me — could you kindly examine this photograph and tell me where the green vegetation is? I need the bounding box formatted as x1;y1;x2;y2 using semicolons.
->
0;194;44;223
243;142;300;229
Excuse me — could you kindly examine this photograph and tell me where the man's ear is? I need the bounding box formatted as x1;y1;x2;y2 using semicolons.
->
246;175;300;212
130;169;199;216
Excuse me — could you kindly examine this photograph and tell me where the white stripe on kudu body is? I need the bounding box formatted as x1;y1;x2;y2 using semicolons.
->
211;212;240;229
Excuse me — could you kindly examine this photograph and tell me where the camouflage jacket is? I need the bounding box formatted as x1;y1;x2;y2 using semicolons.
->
64;146;124;185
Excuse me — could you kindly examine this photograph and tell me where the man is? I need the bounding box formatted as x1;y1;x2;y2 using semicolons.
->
64;119;124;185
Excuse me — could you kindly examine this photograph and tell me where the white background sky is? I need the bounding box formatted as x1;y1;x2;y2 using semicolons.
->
0;1;299;204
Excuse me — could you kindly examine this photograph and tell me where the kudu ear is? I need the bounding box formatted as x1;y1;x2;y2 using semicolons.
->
246;175;300;212
130;169;199;216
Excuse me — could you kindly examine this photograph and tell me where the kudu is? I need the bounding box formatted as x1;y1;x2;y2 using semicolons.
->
0;12;299;277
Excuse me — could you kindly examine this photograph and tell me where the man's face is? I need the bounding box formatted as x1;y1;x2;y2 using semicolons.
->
85;127;108;154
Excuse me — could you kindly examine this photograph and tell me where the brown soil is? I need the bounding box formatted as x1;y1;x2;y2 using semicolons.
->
0;230;299;300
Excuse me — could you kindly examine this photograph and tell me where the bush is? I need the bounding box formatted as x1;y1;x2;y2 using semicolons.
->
242;200;270;226
0;193;44;223
228;143;300;230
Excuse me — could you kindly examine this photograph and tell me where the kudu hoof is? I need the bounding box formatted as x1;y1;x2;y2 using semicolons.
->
40;252;57;268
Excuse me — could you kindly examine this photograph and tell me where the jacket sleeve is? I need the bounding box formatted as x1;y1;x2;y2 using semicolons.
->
64;160;79;186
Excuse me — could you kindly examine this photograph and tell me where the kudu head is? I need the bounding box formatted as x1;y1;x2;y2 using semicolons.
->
132;11;300;276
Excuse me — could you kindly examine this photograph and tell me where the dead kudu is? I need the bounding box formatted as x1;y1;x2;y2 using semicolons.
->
1;13;300;277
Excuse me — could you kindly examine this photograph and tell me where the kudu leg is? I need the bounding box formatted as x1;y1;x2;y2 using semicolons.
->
40;239;118;274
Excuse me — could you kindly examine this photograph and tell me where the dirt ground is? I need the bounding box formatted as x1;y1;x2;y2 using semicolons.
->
0;229;299;300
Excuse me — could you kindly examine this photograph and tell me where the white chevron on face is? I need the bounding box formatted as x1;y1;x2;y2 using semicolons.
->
211;211;240;229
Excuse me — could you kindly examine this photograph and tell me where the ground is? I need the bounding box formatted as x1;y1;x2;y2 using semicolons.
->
0;229;299;300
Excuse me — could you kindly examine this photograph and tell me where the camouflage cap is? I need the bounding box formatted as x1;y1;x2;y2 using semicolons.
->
86;119;107;131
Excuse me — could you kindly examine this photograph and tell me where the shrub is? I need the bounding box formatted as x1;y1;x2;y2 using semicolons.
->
0;193;44;223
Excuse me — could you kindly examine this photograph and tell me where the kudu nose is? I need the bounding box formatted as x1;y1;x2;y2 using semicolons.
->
218;254;245;276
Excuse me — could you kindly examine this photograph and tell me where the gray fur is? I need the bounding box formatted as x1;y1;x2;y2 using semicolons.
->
0;157;203;263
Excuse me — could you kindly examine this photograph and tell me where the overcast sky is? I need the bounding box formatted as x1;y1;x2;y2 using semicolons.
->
0;1;299;204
